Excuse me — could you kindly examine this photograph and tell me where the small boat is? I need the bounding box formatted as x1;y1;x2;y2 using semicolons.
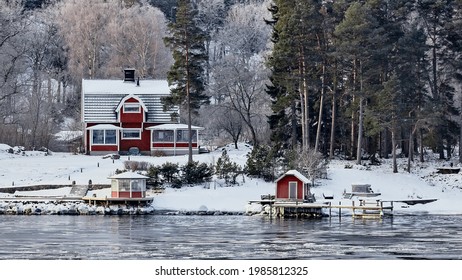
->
395;198;438;205
343;184;381;199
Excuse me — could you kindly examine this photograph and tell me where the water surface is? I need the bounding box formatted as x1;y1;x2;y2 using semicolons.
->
1;215;461;259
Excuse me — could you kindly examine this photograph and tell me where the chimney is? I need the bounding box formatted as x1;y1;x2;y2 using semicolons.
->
123;68;135;82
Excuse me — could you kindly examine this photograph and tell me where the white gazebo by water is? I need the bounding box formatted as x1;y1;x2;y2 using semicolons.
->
109;171;148;198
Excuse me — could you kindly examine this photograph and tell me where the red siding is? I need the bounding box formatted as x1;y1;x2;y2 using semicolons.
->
91;145;118;152
276;175;304;200
153;143;198;148
120;100;144;123
120;129;151;152
112;191;144;198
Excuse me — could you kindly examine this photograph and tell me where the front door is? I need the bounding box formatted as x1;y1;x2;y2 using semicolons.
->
289;182;297;199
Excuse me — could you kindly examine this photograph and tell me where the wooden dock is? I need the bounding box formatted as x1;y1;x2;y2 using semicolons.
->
82;196;153;206
251;199;394;219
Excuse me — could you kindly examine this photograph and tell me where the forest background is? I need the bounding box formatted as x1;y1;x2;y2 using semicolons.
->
0;0;461;175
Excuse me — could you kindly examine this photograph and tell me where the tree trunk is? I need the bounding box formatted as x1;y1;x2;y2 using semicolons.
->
329;82;336;159
407;125;414;173
350;96;356;159
392;127;398;173
356;60;363;165
291;99;298;149
185;37;193;164
315;64;326;153
356;96;364;165
419;128;425;163
299;46;309;150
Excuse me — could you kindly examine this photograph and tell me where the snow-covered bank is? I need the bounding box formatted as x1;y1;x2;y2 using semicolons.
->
0;201;155;215
1;142;461;215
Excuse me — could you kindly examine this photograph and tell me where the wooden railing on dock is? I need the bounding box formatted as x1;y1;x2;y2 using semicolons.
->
253;199;394;219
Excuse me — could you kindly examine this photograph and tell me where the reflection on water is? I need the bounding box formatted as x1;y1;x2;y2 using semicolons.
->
1;215;461;259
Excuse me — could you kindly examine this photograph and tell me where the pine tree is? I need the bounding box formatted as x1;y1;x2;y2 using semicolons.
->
417;0;459;159
163;0;209;164
266;0;324;151
334;1;386;164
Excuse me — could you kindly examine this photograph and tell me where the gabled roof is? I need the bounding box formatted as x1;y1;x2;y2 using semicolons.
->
275;170;311;184
82;79;178;123
109;171;149;180
115;94;148;113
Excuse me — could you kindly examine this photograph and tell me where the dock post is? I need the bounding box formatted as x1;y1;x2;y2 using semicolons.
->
329;202;331;218
269;202;273;221
352;200;355;218
339;201;342;220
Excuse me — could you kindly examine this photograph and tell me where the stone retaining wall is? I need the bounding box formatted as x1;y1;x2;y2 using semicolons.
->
0;184;110;194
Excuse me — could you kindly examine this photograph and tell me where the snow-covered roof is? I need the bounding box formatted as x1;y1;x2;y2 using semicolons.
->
82;79;178;123
83;79;170;95
275;170;311;184
85;124;122;130
109;172;149;180
146;124;204;130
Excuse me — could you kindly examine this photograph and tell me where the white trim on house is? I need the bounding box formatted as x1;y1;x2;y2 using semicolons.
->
115;94;148;113
121;129;142;140
123;103;141;113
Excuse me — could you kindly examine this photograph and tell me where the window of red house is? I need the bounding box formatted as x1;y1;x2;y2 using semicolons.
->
92;129;117;145
176;130;197;142
153;130;174;142
123;103;140;113
122;129;141;139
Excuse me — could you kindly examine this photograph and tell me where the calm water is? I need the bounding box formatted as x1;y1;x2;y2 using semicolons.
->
0;214;461;259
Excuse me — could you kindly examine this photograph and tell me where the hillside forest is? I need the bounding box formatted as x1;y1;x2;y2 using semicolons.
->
0;0;461;173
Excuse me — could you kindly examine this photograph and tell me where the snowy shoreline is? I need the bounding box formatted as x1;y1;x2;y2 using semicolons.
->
1;143;462;216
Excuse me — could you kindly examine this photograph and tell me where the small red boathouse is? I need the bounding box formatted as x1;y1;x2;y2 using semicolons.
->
275;170;312;202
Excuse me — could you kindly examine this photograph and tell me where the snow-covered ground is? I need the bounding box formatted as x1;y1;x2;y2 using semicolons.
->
1;142;461;215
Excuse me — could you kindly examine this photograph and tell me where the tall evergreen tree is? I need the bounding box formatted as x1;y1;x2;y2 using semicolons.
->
266;0;324;151
417;0;459;159
334;1;383;164
163;0;209;163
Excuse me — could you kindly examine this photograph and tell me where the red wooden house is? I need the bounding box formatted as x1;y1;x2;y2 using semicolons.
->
82;69;204;156
275;170;312;202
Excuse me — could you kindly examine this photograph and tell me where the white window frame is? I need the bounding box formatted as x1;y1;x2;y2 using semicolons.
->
153;130;174;142
122;129;142;140
91;129;117;145
123;103;141;113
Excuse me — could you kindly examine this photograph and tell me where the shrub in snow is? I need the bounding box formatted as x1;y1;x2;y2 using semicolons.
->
123;160;149;171
245;144;277;182
215;150;242;186
146;165;162;187
159;162;180;183
181;161;213;185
